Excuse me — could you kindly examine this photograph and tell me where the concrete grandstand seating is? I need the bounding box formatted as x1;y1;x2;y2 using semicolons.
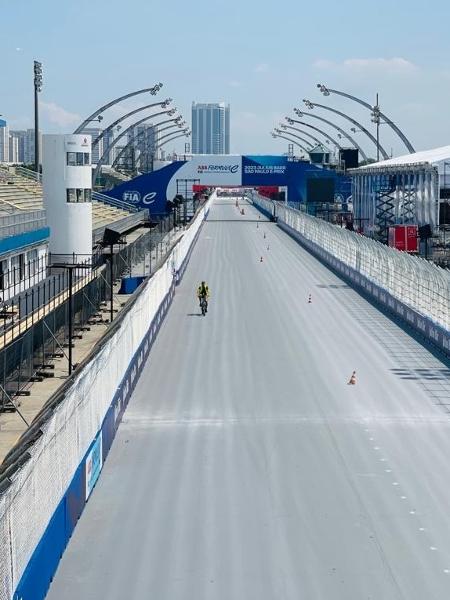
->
0;167;131;229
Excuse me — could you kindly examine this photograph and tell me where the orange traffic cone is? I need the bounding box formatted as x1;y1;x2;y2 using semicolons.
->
347;371;357;385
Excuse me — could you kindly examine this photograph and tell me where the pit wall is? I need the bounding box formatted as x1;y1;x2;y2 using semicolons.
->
251;195;450;358
0;193;214;600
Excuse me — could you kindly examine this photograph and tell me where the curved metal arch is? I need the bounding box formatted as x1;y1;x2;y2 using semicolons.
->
92;99;172;148
317;84;415;153
293;109;368;162
280;124;324;147
274;128;313;149
271;133;309;154
159;132;188;148
134;123;184;170
74;83;163;134
112;117;181;170
93;108;176;184
286;118;342;150
303;100;388;159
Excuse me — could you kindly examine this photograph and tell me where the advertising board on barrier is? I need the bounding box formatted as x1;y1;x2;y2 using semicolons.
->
85;433;103;500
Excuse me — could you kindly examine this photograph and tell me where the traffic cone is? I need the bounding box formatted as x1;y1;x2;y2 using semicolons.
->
241;208;245;215
308;294;312;304
347;371;357;385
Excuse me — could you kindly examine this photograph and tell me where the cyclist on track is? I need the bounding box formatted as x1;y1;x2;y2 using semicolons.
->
197;281;210;314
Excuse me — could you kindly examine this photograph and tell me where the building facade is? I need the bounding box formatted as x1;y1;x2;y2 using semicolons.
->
191;102;230;154
0;120;9;162
80;128;103;164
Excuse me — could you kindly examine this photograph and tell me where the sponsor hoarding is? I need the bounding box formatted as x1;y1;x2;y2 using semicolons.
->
85;433;103;500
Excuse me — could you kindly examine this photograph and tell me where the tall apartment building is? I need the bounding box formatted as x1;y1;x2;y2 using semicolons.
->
191;102;230;154
10;130;27;162
0;120;9;162
24;129;42;165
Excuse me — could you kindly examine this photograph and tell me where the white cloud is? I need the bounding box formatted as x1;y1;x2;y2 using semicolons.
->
41;102;82;128
343;57;417;72
313;57;417;73
254;63;269;73
15;47;22;52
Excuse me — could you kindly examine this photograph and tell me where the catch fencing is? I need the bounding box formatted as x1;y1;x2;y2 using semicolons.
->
0;192;213;600
251;195;450;356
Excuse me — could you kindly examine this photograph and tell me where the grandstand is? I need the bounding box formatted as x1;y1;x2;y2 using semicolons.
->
0;165;133;230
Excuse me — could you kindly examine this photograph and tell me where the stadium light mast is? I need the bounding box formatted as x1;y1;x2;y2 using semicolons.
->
274;128;313;150
316;83;415;154
286;117;343;151
33;60;43;173
279;123;325;147
92;99;173;148
73;83;163;134
292;108;368;162
93;107;177;183
302;99;387;160
271;131;309;154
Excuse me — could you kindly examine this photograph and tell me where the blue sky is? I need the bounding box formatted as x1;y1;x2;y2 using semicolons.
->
2;0;450;158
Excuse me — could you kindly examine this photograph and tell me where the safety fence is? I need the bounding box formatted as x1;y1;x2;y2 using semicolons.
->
251;196;450;357
0;212;178;411
0;191;214;600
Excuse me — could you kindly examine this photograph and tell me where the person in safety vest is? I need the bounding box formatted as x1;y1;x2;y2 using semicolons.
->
197;281;210;313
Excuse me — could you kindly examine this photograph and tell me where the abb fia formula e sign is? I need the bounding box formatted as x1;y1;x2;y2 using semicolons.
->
165;155;241;200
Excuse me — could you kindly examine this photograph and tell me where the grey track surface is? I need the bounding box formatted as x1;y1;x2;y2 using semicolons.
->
47;197;450;600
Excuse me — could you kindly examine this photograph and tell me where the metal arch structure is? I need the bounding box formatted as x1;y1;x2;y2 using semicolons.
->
92;99;172;148
93;108;176;184
112;118;183;171
74;83;163;134
317;84;415;154
302;99;388;160
280;123;329;148
158;132;189;149
286;117;342;151
271;132;309;154
274;128;313;149
134;123;186;171
293;109;368;162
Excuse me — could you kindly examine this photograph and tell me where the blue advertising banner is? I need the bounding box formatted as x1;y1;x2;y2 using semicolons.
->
85;433;103;500
242;155;288;185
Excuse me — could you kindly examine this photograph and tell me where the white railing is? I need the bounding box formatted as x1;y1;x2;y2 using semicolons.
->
252;196;450;332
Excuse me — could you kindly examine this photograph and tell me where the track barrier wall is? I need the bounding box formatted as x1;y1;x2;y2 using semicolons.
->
0;194;214;600
251;195;450;358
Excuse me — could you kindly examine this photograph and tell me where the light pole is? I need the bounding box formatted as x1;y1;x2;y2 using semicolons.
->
317;83;415;153
33;61;43;173
303;98;387;160
293;108;368;162
92;98;172;149
93;108;177;184
73;83;163;134
274;128;312;150
271;131;308;154
280;123;325;147
286;117;342;151
112;115;183;171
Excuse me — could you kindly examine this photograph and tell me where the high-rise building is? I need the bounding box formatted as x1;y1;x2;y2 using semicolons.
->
191;102;230;154
9;135;19;163
10;130;27;162
0;120;9;162
24;129;42;165
134;124;158;172
79;128;103;163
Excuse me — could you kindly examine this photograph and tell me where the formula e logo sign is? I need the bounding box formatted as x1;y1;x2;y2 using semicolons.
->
142;192;157;204
197;164;239;174
123;191;141;203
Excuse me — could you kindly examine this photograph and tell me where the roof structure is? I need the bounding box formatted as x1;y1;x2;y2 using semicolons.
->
355;145;450;172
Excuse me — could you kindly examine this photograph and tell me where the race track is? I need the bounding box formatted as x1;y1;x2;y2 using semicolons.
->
47;196;450;600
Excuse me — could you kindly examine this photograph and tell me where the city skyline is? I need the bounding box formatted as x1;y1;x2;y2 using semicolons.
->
2;0;450;158
192;102;230;155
